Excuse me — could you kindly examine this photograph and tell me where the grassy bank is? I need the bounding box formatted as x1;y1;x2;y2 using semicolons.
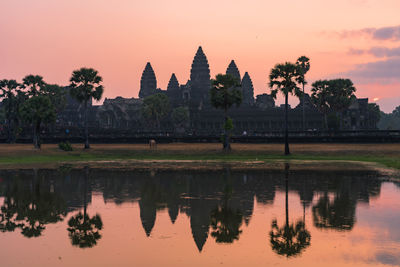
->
0;143;399;169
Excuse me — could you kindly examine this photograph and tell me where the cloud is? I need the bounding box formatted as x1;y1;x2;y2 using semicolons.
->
373;26;400;40
375;252;400;266
348;46;400;58
343;57;400;84
332;25;400;41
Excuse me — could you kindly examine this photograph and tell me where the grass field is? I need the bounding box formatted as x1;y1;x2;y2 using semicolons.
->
0;143;399;170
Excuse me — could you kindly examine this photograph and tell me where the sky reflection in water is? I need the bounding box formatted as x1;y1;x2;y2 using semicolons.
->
0;167;399;267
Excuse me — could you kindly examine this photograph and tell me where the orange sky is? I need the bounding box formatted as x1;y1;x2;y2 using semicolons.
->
1;0;400;112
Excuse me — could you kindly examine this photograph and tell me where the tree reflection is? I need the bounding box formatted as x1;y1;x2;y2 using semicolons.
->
67;167;103;248
270;164;311;257
210;173;243;244
210;206;243;243
67;212;103;248
312;192;356;231
0;171;67;237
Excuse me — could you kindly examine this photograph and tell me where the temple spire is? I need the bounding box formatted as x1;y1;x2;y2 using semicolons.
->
167;73;179;91
139;62;157;98
226;60;241;81
190;46;211;107
241;72;255;105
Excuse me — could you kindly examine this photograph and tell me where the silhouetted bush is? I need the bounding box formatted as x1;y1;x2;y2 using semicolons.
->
59;141;73;151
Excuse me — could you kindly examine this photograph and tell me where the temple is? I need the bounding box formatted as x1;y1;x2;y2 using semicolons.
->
58;46;378;133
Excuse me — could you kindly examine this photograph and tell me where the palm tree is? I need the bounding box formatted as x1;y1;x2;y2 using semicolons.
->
311;79;356;130
19;95;56;149
269;164;311;257
269;63;302;155
296;56;310;131
210;74;242;151
310;80;331;129
22;75;46;96
69;68;104;149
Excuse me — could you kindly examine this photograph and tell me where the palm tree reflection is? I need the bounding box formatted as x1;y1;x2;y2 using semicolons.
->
270;164;311;257
67;167;103;248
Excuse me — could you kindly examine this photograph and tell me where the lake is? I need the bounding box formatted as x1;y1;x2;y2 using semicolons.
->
0;166;399;266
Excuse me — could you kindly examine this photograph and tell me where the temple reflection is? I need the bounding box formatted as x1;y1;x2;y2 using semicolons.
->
0;166;387;253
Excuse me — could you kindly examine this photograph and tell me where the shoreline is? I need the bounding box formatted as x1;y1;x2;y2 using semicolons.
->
0;143;399;178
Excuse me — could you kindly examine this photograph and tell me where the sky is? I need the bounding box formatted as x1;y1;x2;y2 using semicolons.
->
1;0;400;112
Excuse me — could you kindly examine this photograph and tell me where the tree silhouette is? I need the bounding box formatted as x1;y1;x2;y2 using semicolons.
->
0;80;26;143
269;63;303;155
22;75;46;96
141;93;171;130
19;95;56;149
269;164;311;257
67;167;103;248
296;56;310;131
210;74;242;151
171;106;189;133
311;79;356;129
69;68;104;149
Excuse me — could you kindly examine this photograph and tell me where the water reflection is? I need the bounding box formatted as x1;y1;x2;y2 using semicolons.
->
67;167;103;248
270;164;311;257
0;169;67;237
0;165;391;255
210;172;243;244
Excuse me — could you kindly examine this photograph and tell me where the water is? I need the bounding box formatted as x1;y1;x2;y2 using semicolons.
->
0;166;399;266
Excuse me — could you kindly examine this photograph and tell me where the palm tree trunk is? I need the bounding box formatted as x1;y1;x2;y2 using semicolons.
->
302;83;305;131
284;93;290;155
84;100;90;149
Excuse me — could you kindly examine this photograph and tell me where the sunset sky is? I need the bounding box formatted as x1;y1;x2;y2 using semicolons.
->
1;0;400;112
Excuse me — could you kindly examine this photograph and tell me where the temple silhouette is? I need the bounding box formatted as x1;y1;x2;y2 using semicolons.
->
56;46;378;134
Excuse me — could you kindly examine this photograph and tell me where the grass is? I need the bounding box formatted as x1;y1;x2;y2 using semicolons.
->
0;143;399;169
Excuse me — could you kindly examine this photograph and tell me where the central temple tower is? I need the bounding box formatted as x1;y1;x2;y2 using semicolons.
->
190;46;211;108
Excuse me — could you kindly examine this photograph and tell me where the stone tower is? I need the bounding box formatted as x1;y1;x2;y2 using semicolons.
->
226;60;241;81
190;46;211;107
139;62;157;99
167;73;179;91
166;73;182;106
241;72;255;105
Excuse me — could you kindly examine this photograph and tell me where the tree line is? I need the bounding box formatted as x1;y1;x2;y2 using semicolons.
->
0;59;385;153
0;68;103;149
